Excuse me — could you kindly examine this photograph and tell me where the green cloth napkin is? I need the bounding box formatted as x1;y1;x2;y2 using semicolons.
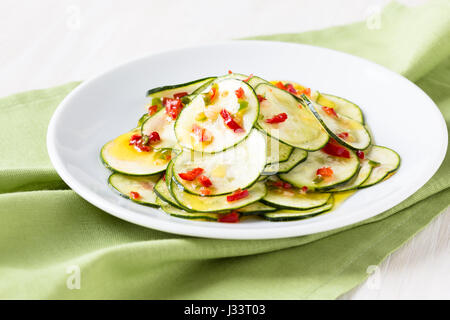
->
0;1;449;299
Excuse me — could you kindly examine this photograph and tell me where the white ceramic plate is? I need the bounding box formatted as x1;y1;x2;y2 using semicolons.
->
47;41;448;239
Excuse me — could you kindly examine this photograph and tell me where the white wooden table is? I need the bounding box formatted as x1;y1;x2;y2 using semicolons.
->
1;0;448;299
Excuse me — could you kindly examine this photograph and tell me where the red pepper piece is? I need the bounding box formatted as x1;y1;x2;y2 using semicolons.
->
164;98;183;120
356;150;365;159
148;105;158;116
243;74;253;82
178;168;204;181
218;211;240;223
301;186;308;193
148;131;160;143
265;113;288;124
192;124;212;142
321;140;350;158
285;83;297;94
173;92;188;99
226;189;249;202
301;88;311;96
220;109;244;133
338;132;349;139
275;81;286;90
316;167;333;177
273;181;291;189
322;106;338;117
199;187;212;196
129;134;142;145
228;70;232;74
129;191;141;200
129;134;151;152
197;175;212;187
257;95;266;103
235;87;245;99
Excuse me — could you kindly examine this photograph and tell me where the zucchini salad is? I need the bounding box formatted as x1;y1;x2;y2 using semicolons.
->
101;73;400;222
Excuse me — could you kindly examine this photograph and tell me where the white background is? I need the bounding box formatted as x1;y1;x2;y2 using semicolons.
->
1;0;448;299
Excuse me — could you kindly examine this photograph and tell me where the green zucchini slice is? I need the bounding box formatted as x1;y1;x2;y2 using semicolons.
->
172;129;266;196
315;93;364;123
279;148;360;191
262;181;331;210
237;201;277;215
146;77;216;98
263;148;308;175
154;175;187;210
174;78;260;153
302;95;371;150
156;197;218;221
263;196;334;221
328;159;373;192
170;180;267;213
109;173;161;207
255;83;329;151
265;133;294;165
359;146;400;188
247;75;270;88
140;108;178;150
101;130;171;175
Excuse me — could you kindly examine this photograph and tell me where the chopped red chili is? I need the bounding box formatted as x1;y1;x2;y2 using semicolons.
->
301;88;311;96
199;187;212;196
192;124;212;142
228;70;232;74
257;94;266;103
338;132;349;139
275;81;286;90
129;191;141;200
197;175;212;187
220;109;244;133
356;150;365;159
265;113;288;124
322;106;338;117
129;134;151;152
226;189;249;202
173;92;188;99
235;87;245;99
285;83;297;94
316;167;333;177
148;131;160;143
321;139;350;158
273;181;291;189
218;211;240;223
148;105;158;116
301;186;308;193
164;98;183;120
243;74;254;82
178;168;204;181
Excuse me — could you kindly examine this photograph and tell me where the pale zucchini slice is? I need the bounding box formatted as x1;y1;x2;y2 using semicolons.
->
359;146;400;188
263;196;334;221
328;159;373;192
263;148;308;175
171;180;267;213
262;183;331;210
140;108;178;150
265;133;294;165
172;129;266;196
237;201;277;215
156;197;218;221
175;78;259;153
255;83;329;150
109;173;161;207
154;175;186;210
101;130;171;175
279;148;360;190
315;93;364;124
146;77;216;98
302;95;371;150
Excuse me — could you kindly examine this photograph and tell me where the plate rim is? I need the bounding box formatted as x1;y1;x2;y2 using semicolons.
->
47;40;448;239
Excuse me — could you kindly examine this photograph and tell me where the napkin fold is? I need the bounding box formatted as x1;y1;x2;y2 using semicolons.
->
0;1;449;299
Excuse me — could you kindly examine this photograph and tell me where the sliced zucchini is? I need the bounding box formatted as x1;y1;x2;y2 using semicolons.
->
315;92;364;124
328;159;372;192
101;130;171;175
301;95;371;150
237;201;277;215
109;173;161;207
247;75;270;88
255;83;329;151
263;148;308;175
146;77;216;98
172;129;266;196
359;146;400;188
175;78;259;153
154;175;187;210
156;197;218;221
262;182;331;210
279;148;360;191
263;196;334;221
170;180;267;213
265;134;293;165
140;107;178;150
